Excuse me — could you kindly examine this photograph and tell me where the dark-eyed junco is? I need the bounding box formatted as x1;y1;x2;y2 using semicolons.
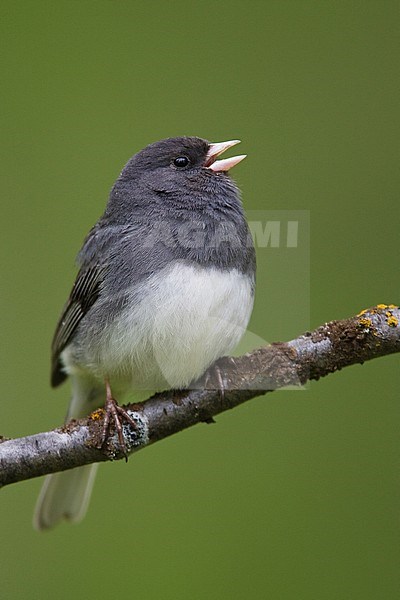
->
34;136;256;530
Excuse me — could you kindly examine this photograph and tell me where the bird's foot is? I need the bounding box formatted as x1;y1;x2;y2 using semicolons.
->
204;363;226;399
99;380;137;460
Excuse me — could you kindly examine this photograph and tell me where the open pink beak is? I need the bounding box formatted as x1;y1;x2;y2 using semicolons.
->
205;139;246;172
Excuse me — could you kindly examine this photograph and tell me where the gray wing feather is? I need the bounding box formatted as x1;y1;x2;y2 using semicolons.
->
51;265;106;387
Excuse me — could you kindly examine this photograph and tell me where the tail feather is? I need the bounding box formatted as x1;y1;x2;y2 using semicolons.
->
33;464;98;530
33;375;104;531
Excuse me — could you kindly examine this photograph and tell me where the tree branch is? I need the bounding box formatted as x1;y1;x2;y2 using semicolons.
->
1;304;399;488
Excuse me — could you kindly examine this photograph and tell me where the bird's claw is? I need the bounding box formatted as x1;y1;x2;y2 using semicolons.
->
99;381;137;460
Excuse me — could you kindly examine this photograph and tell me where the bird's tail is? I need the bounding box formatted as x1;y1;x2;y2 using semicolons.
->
33;376;104;531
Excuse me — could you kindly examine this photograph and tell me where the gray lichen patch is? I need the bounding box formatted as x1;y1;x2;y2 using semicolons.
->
121;410;150;450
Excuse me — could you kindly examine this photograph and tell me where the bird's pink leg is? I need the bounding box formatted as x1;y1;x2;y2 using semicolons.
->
100;379;137;459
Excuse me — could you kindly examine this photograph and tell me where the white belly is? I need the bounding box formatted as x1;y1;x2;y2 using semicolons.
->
65;262;254;391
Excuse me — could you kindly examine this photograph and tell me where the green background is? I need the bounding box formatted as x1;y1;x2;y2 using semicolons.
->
1;1;399;598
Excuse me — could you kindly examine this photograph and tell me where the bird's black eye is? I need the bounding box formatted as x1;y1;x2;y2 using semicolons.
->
173;156;189;168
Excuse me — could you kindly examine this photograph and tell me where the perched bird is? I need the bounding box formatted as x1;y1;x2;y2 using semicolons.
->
34;136;256;530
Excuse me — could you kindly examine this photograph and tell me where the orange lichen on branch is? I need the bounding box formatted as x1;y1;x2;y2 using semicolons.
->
376;303;395;310
358;317;372;328
358;304;399;318
359;317;372;327
90;408;105;421
378;305;400;327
